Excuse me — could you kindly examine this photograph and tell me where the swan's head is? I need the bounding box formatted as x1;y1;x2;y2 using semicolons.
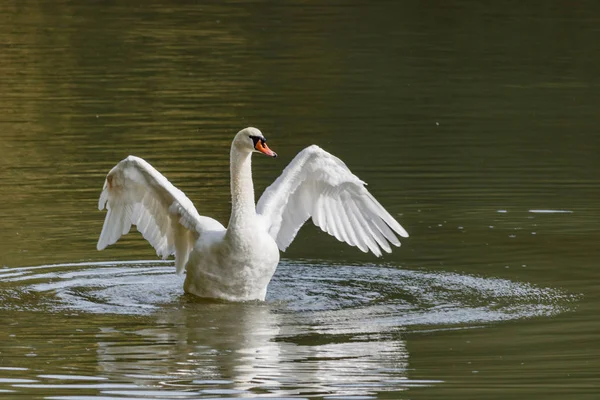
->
233;127;277;158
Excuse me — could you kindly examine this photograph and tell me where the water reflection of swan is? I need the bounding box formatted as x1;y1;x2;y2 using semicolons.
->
95;301;411;397
96;127;408;301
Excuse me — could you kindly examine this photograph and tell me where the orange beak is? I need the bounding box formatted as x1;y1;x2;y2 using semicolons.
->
255;140;277;157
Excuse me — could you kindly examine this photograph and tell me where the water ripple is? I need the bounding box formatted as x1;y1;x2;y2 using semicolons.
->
0;259;575;328
0;259;578;398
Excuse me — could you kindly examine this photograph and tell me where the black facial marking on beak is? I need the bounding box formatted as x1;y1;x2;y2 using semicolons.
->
249;135;266;148
249;135;276;157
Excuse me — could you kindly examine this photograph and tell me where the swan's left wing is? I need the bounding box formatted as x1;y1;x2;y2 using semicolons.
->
256;145;408;256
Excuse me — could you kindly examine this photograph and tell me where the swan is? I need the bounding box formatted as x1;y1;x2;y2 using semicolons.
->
97;127;408;301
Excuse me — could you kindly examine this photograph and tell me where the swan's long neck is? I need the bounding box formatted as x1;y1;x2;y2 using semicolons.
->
227;146;256;234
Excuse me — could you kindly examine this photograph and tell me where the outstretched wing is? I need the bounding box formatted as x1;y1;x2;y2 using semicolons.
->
97;155;225;273
256;145;408;256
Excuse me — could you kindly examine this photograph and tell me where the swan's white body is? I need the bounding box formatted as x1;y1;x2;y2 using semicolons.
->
97;127;408;301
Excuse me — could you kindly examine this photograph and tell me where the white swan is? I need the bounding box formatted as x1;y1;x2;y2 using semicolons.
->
97;127;408;301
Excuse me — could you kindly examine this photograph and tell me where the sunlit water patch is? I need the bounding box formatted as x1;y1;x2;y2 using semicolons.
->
528;209;574;214
0;259;575;326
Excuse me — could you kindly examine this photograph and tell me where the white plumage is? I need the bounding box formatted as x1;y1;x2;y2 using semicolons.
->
257;145;408;256
97;127;408;301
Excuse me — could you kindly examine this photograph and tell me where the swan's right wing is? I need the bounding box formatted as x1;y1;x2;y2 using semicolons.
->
97;156;225;273
257;145;408;256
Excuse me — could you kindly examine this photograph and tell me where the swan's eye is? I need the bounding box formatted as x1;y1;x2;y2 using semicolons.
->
249;135;265;148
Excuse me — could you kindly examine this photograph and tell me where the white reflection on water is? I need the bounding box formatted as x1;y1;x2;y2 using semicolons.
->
91;302;414;397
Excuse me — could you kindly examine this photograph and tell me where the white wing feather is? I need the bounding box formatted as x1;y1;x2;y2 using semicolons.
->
256;145;408;256
97;156;225;273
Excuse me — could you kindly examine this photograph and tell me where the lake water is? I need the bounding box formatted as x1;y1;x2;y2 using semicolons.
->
1;1;600;399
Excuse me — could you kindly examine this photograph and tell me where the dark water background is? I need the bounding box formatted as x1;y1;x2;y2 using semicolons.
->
1;1;599;399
